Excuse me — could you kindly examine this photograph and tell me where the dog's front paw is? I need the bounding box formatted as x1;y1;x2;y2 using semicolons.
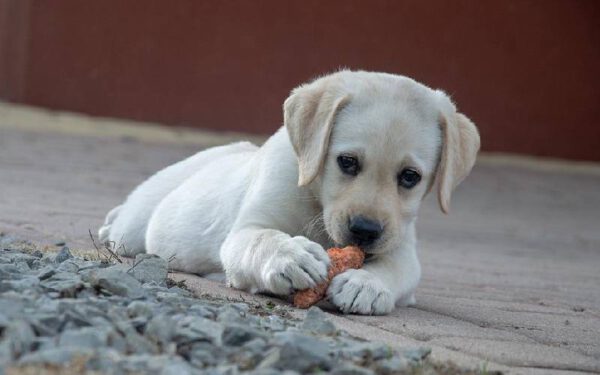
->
262;236;330;295
327;269;394;315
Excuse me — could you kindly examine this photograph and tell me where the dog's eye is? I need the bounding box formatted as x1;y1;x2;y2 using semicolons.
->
397;168;421;189
337;155;360;176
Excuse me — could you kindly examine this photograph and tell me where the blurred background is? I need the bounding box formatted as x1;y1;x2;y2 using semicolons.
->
1;0;599;160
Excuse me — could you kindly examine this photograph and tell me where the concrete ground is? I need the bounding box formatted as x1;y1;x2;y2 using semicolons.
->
1;102;599;374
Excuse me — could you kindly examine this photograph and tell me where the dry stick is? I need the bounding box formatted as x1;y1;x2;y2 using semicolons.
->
105;238;124;264
88;229;123;264
89;229;101;255
127;258;143;274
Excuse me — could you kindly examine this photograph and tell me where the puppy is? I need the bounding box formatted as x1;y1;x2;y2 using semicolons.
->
99;70;479;315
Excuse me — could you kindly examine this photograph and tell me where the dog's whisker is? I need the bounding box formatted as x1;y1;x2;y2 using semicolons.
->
303;212;328;240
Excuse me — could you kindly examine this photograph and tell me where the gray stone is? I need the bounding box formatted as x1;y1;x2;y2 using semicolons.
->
84;348;123;374
255;348;280;370
76;260;105;271
168;286;192;297
174;316;223;345
142;282;170;294
402;346;431;362
340;342;394;361
0;297;25;318
30;313;63;336
249;370;300;375
31;337;56;352
84;268;145;298
129;316;149;332
228;302;250;313
126;300;154;319
145;313;176;347
229;348;260;371
161;358;197;375
330;364;376;375
188;303;215;319
36;265;56;280
222;323;267;346
1;276;39;292
0;341;13;363
217;304;245;323
60;306;98;328
125;329;160;354
7;253;38;268
374;356;410;374
121;354;176;373
18;347;93;366
0;263;21;276
41;273;83;297
5;320;35;359
54;246;73;263
56;260;79;273
13;261;31;273
58;326;123;350
300;306;337;336
157;291;187;304
129;253;169;285
29;258;42;270
0;312;9;329
242;338;268;356
204;364;240;375
187;342;222;368
270;331;332;372
263;315;286;331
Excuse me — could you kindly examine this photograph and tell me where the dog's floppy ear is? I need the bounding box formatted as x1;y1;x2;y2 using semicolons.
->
284;80;350;186
436;105;480;214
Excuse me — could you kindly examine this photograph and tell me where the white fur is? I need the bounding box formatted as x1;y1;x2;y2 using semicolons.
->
99;70;479;315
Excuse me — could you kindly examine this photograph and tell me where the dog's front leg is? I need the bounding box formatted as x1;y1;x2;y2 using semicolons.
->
221;228;330;296
327;245;421;315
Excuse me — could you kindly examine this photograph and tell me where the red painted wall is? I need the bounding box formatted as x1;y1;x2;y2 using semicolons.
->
1;0;599;160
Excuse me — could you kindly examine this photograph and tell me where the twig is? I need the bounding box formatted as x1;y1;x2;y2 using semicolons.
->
127;257;143;274
89;229;100;251
87;228;123;264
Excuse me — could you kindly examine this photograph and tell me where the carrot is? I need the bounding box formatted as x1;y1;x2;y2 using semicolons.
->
293;246;364;308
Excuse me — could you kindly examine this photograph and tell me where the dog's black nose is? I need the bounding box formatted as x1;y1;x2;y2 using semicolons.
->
348;216;383;246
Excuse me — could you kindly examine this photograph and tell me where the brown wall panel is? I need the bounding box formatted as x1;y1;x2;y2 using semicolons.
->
2;0;599;160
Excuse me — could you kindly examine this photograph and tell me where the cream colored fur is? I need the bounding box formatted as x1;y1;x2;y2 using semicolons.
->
98;70;480;315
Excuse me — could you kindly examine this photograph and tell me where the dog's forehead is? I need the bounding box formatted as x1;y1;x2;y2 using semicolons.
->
331;84;441;170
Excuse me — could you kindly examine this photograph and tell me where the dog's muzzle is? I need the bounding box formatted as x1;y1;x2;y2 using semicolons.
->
348;216;383;247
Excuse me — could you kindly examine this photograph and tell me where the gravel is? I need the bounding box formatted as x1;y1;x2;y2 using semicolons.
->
0;244;437;374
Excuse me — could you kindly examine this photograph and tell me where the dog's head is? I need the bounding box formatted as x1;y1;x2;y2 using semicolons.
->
285;71;480;254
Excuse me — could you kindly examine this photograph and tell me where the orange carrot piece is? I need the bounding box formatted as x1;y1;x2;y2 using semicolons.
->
293;246;364;308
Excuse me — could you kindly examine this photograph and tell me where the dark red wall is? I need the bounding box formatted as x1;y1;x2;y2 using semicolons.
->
1;0;599;160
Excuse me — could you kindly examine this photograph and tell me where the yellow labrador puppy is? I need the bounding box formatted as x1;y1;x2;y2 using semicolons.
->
99;70;479;315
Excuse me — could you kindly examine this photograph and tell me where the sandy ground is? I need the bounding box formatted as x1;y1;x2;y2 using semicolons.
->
1;102;599;374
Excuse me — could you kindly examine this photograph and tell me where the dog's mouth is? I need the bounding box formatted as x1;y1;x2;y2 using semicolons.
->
326;217;387;257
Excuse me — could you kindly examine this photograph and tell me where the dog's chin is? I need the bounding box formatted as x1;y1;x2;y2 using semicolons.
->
355;242;389;255
335;232;390;255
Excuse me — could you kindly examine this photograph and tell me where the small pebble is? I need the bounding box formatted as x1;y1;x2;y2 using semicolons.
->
301;306;337;335
54;247;73;264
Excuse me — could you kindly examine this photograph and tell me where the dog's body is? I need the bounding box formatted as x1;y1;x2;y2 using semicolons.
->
99;71;479;315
